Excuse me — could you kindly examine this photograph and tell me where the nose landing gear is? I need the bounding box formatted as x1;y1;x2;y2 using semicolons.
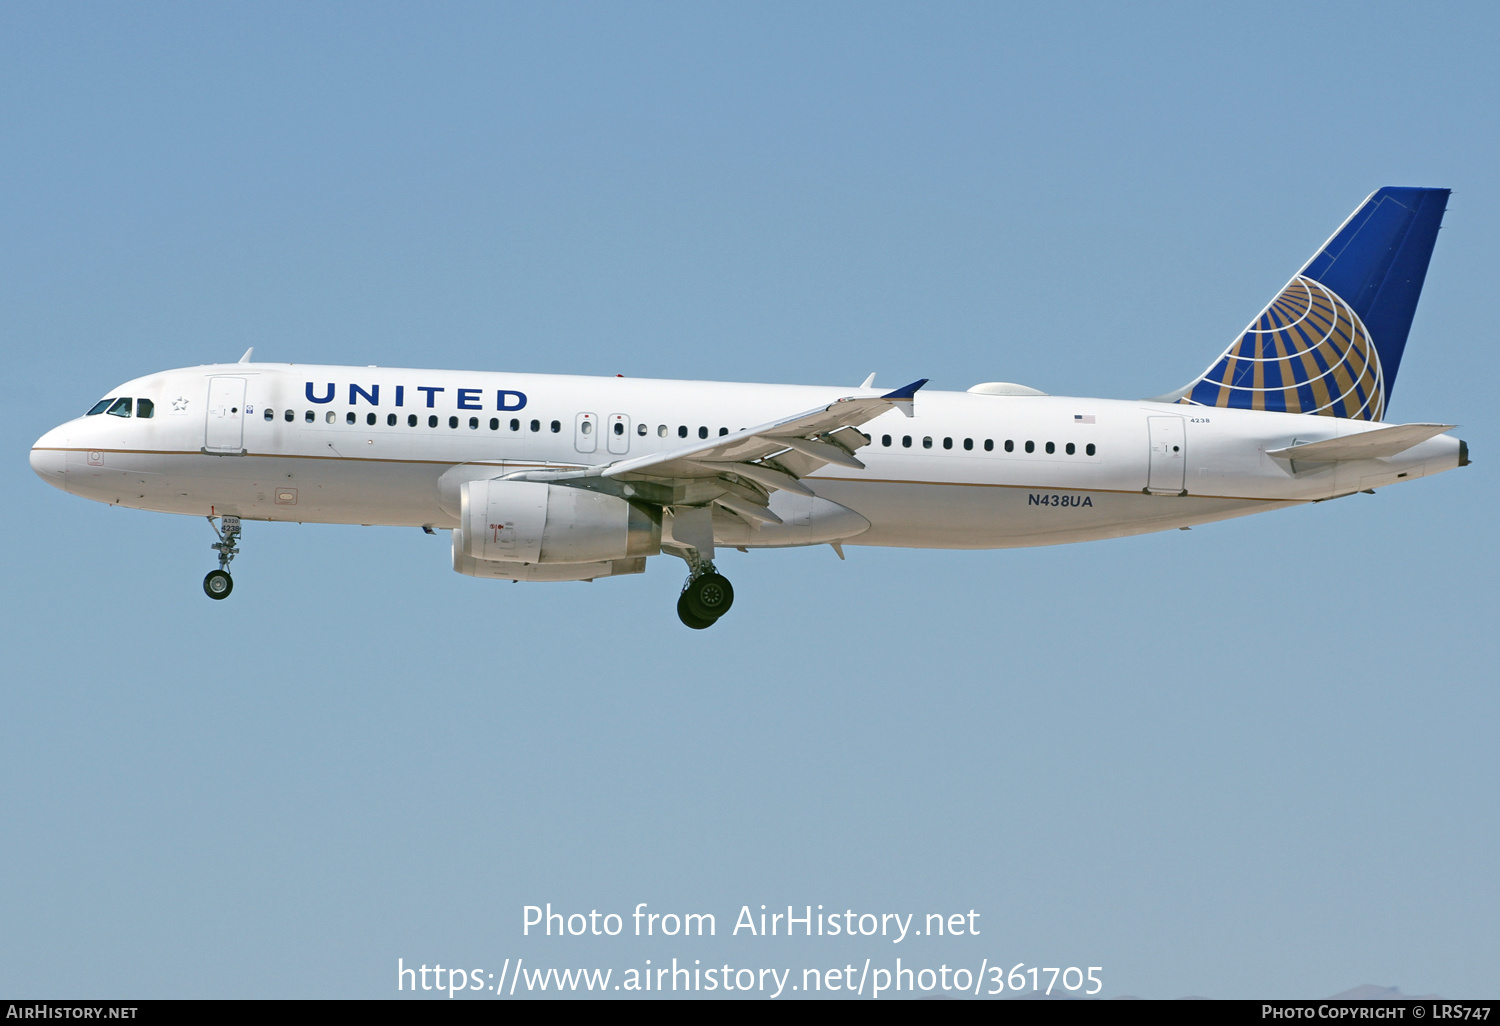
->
203;515;241;600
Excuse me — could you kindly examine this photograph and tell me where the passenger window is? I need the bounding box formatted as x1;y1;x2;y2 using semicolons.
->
1024;440;1034;453
922;436;932;449
636;423;646;436
489;418;499;430
264;408;274;421
1086;443;1096;456
409;414;419;427
510;418;520;431
326;411;337;424
106;397;132;418
468;416;478;429
306;410;315;423
137;399;154;419
1004;439;1013;452
902;435;912;448
614;422;624;436
346;412;356;425
658;425;667;437
942;437;952;450
678;426;688;438
581;420;593;435
963;438;973;450
1045;441;1055;454
86;399;113;416
719;427;728;436
285;409;294;422
530;419;540;432
882;434;891;446
450;416;460;429
1066;442;1075;455
550;420;561;433
368;413;377;426
698;426;708;439
429;415;439;428
390;414;399;426
984;439;993;451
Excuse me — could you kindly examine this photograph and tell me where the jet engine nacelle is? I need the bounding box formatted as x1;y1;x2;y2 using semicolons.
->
455;479;660;566
452;553;648;582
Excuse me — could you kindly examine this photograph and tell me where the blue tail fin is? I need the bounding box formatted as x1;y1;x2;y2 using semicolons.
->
1170;187;1449;420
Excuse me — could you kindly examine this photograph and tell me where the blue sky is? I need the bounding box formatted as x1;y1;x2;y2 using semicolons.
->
3;1;1496;999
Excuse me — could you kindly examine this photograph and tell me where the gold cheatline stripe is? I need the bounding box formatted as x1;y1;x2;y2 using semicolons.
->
806;475;1286;503
35;448;1290;504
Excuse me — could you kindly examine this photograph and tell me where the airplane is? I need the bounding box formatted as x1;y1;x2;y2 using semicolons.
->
30;187;1468;628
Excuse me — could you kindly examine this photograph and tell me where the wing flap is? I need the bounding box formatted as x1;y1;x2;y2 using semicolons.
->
714;493;783;525
767;435;866;470
703;460;813;496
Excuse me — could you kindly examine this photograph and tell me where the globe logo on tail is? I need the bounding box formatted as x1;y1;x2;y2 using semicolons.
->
1181;275;1385;421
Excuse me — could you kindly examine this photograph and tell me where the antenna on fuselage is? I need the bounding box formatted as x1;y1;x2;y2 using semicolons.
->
238;347;254;364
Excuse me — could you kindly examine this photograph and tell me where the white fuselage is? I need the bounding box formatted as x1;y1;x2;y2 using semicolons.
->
30;362;1463;551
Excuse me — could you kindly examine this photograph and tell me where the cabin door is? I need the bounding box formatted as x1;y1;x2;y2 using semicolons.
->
1146;416;1186;494
204;377;247;454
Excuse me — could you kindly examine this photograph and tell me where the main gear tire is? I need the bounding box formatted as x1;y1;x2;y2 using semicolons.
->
684;572;734;621
677;592;715;629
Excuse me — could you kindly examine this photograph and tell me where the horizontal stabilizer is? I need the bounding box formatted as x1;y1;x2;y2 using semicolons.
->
1266;422;1453;462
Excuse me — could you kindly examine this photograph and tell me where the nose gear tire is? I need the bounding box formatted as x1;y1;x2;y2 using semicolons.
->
203;570;233;600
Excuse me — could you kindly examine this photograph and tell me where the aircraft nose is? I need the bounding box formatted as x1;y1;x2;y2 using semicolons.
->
30;429;68;491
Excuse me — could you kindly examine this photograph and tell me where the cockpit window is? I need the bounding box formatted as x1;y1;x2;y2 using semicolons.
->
106;397;132;418
86;399;113;416
136;398;154;419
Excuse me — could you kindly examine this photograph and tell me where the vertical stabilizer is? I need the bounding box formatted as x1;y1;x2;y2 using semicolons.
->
1167;188;1449;420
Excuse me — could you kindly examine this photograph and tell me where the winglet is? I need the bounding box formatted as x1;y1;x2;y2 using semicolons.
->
881;378;927;418
238;347;254;364
881;378;927;401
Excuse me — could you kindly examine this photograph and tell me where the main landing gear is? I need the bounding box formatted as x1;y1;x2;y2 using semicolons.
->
677;565;734;629
203;515;241;600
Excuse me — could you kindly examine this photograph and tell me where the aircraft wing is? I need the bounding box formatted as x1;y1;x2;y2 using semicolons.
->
1266;422;1454;462
568;379;927;524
